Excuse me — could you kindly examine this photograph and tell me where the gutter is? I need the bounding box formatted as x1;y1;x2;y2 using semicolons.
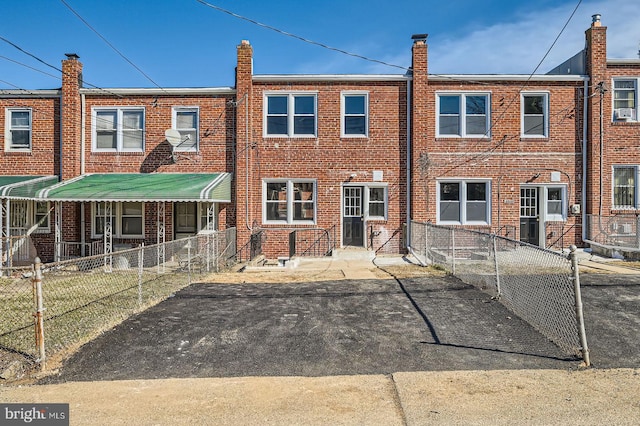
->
582;78;589;243
406;77;412;252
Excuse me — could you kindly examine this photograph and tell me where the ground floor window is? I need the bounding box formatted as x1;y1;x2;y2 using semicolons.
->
92;202;144;238
264;179;315;224
175;202;217;237
9;200;50;233
613;166;637;209
367;186;387;220
437;180;490;225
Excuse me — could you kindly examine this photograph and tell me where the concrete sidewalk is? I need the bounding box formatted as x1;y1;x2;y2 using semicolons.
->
2;369;639;425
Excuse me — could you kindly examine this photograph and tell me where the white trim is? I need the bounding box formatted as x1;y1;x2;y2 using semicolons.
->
171;106;199;152
80;87;236;96
521;92;550;138
91;106;145;152
262;179;317;224
436;179;492;225
611;78;638;123
263;92;318;138
435;92;491;138
4;108;32;152
91;201;145;239
340;91;369;138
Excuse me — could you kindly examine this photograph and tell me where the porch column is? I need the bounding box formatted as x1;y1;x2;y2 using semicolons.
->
54;201;62;262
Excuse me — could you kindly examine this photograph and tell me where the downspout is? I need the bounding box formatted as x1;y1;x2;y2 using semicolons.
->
81;93;86;254
582;78;589;242
406;77;412;252
81;93;86;175
59;93;64;182
243;94;252;231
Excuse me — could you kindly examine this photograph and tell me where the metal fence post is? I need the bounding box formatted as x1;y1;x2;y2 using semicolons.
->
492;235;501;298
138;243;144;306
32;257;46;371
451;228;456;275
570;245;591;367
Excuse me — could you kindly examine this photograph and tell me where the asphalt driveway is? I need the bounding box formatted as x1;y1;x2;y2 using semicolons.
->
43;274;587;383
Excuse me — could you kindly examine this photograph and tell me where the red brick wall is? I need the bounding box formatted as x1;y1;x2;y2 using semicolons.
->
0;96;60;175
234;42;409;256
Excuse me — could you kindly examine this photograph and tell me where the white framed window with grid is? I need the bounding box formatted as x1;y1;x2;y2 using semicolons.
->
437;180;491;225
612;78;638;122
521;92;549;137
172;107;199;151
91;202;144;238
264;92;317;137
92;107;145;152
263;179;316;224
341;92;368;137
436;92;490;138
5;108;32;151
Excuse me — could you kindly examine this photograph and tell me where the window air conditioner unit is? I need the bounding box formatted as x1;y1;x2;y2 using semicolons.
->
616;108;634;120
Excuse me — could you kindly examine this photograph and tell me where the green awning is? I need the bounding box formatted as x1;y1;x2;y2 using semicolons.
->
0;175;59;199
36;173;232;202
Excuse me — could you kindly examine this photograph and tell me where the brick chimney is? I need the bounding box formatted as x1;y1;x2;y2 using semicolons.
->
584;15;608;216
234;40;255;245
410;34;430;222
61;53;83;180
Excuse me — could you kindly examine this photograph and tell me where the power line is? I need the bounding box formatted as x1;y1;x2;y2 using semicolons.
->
59;0;168;93
194;0;410;73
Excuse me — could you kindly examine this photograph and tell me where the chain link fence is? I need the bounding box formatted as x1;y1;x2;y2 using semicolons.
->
584;213;640;252
409;221;589;363
0;228;236;368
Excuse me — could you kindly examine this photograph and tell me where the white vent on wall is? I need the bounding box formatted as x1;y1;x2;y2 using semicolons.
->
615;108;635;120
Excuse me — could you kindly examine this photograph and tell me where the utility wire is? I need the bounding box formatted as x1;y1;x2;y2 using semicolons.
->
195;0;410;73
59;0;168;92
0;55;61;81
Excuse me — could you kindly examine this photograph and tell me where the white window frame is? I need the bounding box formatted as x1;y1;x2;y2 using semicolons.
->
91;202;145;238
521;92;549;138
263;92;317;137
341;91;369;137
436;179;491;225
436;92;491;138
171;107;199;152
365;185;387;220
9;200;50;233
5;108;32;151
613;165;638;209
92;107;145;152
612;78;638;122
263;179;316;224
544;186;567;222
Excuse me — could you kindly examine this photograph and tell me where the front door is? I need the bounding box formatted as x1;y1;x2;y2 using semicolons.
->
343;187;364;247
520;187;540;246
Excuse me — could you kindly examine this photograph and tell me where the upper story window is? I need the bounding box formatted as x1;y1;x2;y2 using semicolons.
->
613;166;637;209
436;93;490;137
341;92;368;137
437;180;491;225
5;108;31;151
522;93;549;137
263;179;315;223
93;107;144;152
613;79;638;122
172;107;199;151
264;93;317;137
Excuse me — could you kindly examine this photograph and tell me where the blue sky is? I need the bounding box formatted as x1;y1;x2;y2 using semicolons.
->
1;0;639;90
